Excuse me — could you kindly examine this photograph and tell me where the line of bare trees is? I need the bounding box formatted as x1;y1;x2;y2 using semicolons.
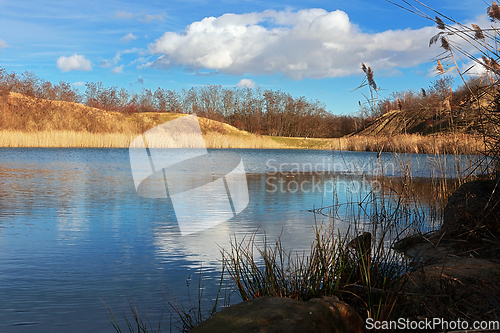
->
0;68;363;138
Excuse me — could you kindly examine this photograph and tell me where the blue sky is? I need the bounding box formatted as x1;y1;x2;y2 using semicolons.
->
0;0;488;115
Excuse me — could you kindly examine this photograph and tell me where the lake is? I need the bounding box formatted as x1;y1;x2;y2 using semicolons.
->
0;148;483;332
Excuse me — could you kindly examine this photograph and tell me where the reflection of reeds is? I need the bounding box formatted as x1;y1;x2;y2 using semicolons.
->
108;150;486;332
214;146;487;327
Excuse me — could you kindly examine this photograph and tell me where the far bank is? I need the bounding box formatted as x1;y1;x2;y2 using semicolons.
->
0;129;484;154
0;91;485;153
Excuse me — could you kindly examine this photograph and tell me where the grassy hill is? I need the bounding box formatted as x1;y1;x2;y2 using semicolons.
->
0;91;485;154
354;85;499;138
355;105;485;137
0;91;334;149
340;103;488;154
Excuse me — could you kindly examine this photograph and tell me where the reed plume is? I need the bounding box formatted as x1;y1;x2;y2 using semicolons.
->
488;1;500;21
472;24;484;40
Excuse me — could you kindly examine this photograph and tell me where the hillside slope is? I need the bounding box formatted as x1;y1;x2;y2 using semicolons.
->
0;91;484;153
0;92;332;148
0;91;252;136
356;104;486;137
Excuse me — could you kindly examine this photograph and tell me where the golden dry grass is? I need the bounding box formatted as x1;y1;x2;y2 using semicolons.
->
204;132;283;149
0;130;136;148
0;130;485;153
330;134;485;155
0;130;286;149
0;92;487;153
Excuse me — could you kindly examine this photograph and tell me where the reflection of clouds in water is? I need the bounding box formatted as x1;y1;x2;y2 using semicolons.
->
3;148;470;333
152;216;331;271
153;221;234;268
55;171;90;242
56;215;89;243
152;214;321;270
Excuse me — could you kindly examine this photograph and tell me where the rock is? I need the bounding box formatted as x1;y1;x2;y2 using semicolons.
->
442;179;500;237
190;296;365;333
347;232;371;267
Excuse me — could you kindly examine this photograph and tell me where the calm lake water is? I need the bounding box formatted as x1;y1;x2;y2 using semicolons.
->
0;148;483;332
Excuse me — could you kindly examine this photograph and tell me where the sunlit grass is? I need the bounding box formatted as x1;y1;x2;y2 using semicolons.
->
1;92;487;152
330;133;485;155
0;130;136;148
267;136;332;149
204;132;284;149
0;130;486;154
0;130;288;149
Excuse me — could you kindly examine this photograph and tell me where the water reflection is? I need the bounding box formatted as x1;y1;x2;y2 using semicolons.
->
0;148;485;333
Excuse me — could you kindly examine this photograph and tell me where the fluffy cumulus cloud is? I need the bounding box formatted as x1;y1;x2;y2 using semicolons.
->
147;8;438;79
57;54;92;72
237;78;256;88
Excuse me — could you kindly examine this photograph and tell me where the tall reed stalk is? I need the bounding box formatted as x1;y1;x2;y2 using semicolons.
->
392;0;500;175
221;222;413;323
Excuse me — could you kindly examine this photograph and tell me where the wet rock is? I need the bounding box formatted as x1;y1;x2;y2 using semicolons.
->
190;296;365;333
442;179;500;237
347;232;371;266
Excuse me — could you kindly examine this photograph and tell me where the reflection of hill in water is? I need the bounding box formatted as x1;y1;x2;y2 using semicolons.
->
0;148;485;333
376;176;459;206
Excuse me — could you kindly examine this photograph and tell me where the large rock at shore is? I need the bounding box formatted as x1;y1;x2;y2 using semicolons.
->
442;179;500;237
190;296;365;333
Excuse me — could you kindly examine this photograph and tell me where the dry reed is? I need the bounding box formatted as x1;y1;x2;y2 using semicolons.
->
0;130;135;148
330;134;484;155
0;91;486;154
0;130;286;149
203;132;283;149
0;130;486;153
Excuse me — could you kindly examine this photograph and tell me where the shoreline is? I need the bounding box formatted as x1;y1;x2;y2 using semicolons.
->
0;130;486;155
0;130;485;155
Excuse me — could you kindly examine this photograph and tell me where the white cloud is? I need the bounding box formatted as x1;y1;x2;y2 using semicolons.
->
123;47;144;55
237;78;256;88
148;8;439;79
461;59;488;76
115;10;165;23
0;39;8;49
100;60;112;68
72;82;85;87
141;13;165;23
120;33;137;43
57;54;92;72
112;65;124;73
115;10;133;19
101;51;123;68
